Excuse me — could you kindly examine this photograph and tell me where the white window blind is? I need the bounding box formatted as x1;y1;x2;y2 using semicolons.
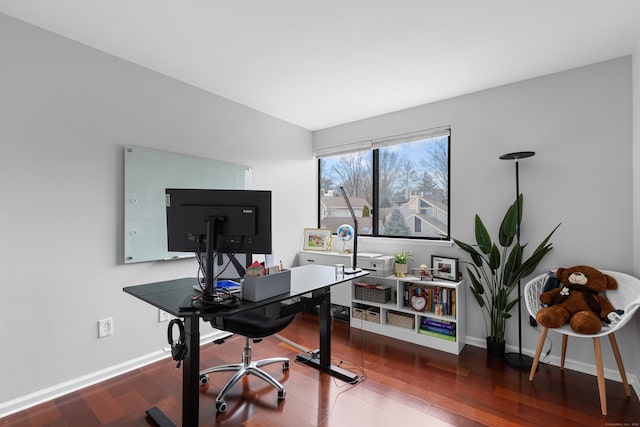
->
371;126;451;149
314;140;372;158
314;125;450;158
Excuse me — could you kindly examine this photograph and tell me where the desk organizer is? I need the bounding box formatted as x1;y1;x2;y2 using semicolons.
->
242;269;291;302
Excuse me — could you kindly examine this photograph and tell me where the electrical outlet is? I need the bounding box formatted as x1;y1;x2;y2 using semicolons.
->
98;318;113;338
158;309;170;322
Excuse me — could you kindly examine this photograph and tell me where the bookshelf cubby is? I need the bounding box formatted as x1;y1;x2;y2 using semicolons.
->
350;276;466;354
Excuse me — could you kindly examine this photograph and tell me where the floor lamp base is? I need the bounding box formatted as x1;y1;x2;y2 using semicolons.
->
504;352;535;370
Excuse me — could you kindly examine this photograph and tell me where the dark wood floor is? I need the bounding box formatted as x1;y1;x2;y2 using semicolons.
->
2;312;639;426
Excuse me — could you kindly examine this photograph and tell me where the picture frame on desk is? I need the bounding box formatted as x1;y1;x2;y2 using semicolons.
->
303;228;331;251
431;255;459;281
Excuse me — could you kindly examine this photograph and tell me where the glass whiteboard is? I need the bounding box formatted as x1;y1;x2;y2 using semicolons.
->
124;145;252;263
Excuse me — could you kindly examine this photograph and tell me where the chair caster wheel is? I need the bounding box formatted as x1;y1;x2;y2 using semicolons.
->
199;374;209;387
278;389;286;400
283;361;289;371
216;400;227;413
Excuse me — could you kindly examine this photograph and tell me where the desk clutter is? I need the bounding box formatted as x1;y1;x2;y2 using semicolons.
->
190;260;291;306
242;261;291;301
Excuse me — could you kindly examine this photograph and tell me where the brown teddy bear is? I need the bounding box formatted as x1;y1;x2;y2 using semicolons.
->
536;265;618;334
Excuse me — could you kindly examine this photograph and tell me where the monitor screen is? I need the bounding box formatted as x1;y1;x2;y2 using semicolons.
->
165;188;272;256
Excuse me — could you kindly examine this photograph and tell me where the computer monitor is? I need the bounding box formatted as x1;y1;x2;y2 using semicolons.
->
165;188;272;297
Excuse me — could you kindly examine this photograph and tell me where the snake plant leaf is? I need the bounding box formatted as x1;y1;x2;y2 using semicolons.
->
503;243;523;287
488;243;500;270
466;266;485;294
519;244;553;277
474;215;492;255
505;298;519;313
452;238;484;267
518;224;560;278
499;311;512;319
496;286;508;307
498;195;521;247
470;286;486;308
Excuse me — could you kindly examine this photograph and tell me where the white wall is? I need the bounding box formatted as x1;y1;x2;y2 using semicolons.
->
0;13;315;413
315;56;639;386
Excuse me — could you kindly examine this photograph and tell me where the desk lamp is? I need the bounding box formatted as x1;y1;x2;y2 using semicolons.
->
339;186;361;274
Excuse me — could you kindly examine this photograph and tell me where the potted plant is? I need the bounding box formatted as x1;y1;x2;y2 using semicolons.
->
393;250;415;277
453;195;559;356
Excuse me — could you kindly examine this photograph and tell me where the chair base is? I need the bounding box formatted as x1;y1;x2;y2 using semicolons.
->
199;337;289;413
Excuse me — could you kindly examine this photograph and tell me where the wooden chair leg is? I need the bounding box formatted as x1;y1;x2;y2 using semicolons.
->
529;327;548;381
560;334;568;369
593;337;607;416
609;333;631;397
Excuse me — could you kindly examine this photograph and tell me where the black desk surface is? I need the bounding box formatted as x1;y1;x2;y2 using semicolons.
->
123;264;368;317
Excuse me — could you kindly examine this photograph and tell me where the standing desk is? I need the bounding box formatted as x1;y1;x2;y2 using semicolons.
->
123;264;368;427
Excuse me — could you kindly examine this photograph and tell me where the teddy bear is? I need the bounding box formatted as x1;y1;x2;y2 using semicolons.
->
535;265;618;334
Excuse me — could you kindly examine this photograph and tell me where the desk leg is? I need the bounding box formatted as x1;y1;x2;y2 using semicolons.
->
182;316;200;427
296;287;359;383
146;316;199;427
318;287;332;369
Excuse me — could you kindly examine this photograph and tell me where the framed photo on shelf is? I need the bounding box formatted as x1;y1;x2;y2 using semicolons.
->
431;255;459;281
303;228;331;251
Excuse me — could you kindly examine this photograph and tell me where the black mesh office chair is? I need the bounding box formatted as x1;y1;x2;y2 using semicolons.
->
200;305;296;413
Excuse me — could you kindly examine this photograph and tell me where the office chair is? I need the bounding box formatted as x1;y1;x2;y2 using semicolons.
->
200;304;296;413
525;270;640;415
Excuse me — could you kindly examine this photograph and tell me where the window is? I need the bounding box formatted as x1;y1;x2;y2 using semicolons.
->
318;127;450;241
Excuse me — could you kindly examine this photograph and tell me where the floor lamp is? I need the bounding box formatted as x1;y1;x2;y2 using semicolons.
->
499;150;535;370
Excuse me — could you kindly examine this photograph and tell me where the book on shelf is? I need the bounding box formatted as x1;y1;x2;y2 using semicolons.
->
418;328;457;342
421;317;456;330
402;284;456;318
450;290;456;317
421;324;456;336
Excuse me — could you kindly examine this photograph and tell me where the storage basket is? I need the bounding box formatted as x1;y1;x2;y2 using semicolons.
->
352;305;366;321
366;307;381;323
387;310;414;329
354;283;391;303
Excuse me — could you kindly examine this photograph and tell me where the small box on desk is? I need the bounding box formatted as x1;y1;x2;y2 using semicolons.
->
242;269;291;302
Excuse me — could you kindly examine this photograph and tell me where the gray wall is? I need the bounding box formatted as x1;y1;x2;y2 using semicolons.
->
0;13;314;410
315;56;639;386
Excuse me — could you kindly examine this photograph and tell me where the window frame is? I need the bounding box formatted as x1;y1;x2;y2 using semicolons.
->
316;127;451;242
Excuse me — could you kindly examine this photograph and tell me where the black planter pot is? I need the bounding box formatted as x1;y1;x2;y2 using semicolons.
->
486;337;506;357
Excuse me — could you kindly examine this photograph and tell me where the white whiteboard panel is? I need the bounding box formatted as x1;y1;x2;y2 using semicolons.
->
124;145;252;263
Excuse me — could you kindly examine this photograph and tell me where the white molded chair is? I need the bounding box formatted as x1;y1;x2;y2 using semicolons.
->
524;270;640;415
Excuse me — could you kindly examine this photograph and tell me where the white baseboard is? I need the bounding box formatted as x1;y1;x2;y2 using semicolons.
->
0;330;230;419
466;335;640;398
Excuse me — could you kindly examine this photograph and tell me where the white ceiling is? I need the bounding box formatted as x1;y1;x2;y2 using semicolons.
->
2;0;640;130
